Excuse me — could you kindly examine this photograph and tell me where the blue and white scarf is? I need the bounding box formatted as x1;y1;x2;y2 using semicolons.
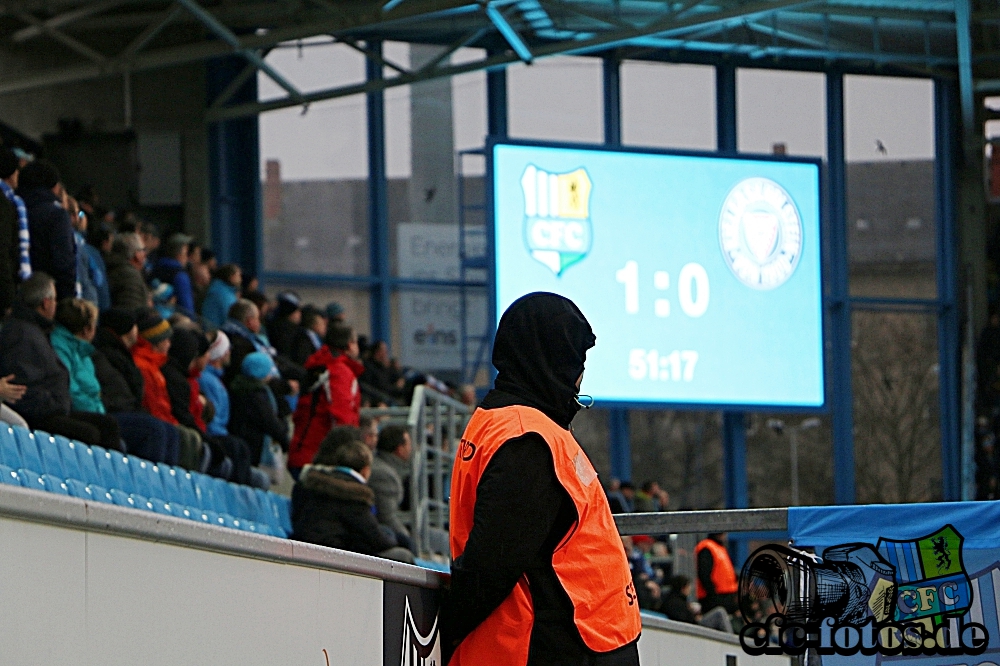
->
0;181;30;280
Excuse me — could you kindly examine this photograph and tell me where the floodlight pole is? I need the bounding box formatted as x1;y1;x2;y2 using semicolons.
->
367;40;391;344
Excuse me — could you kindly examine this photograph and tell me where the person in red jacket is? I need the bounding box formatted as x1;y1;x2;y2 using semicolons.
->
288;324;363;479
131;309;175;424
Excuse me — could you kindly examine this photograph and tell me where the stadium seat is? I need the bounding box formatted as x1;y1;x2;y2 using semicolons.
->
146;497;172;515
130;459;165;499
0;464;19;486
17;468;45;492
273;494;292;536
65;478;94;500
35;434;65;477
87;484;114;504
190;473;217;511
106;451;137;494
0;427;22;469
75;444;103;486
253;488;281;533
92;447;120;491
55;436;83;481
12;428;43;473
129;494;154;512
169;503;198;521
41;474;68;495
165;466;200;507
209;478;236;515
108;488;135;508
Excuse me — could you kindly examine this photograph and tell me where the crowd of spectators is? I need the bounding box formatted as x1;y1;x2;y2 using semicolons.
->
0;146;448;564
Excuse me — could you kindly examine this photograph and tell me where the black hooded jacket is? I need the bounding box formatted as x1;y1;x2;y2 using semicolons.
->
443;293;639;666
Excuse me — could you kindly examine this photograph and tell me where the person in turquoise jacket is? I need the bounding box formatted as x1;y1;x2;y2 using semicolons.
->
51;298;105;413
201;263;242;327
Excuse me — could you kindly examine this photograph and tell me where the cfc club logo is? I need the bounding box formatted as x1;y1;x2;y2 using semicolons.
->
521;165;592;276
719;177;803;290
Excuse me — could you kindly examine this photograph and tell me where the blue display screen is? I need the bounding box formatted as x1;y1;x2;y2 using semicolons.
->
491;141;824;408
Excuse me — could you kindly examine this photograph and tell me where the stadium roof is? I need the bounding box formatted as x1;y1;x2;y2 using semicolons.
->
0;1;987;122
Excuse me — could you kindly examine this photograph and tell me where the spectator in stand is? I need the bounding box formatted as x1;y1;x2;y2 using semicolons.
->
0;273;122;450
662;575;733;633
0;374;28;428
131;308;204;471
67;196;100;307
291;437;414;563
85;220;112;311
163;328;208;433
201;248;217;273
326;302;346;325
0;147;29;314
363;340;405;404
152;233;195;314
292;304;327;366
289;324;364;480
91;308;179;464
608;480;636;514
634;480;669;512
359;415;379;451
229;352;289;468
106;232;150;311
189;252;212;314
696;533;739;616
52;298;177;464
201;263;241;327
267;291;302;357
137;221;160;279
18;160;76;300
199;331;231;439
369;424;413;547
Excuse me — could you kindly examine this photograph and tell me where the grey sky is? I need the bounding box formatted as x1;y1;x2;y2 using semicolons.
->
259;42;935;181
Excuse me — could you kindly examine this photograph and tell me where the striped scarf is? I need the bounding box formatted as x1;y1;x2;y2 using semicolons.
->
0;181;30;280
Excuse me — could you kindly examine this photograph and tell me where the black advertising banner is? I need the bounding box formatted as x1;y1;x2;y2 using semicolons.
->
383;581;441;666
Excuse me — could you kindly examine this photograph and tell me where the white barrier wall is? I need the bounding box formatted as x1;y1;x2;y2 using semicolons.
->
0;486;787;666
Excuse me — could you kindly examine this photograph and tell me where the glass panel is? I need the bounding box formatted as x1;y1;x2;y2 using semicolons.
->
852;311;941;503
746;413;833;507
845;76;936;298
621;61;715;151
737;69;825;158
508;56;603;143
259;41;369;276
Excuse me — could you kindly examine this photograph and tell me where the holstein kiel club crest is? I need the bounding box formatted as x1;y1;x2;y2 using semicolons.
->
521;165;592;276
719;177;803;290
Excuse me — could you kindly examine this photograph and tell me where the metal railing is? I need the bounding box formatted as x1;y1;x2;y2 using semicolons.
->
362;385;472;560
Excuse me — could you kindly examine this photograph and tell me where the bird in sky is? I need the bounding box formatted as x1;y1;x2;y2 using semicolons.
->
876;139;888;155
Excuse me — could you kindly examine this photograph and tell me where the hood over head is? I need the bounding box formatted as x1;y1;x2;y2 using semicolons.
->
168;328;200;369
491;292;595;428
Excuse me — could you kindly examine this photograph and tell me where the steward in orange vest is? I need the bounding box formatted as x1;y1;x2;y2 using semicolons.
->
443;292;641;666
695;533;739;615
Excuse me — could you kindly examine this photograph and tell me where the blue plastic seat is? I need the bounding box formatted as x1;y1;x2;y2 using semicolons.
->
272;494;292;537
143;462;168;500
92;447;119;490
147;497;172;515
200;510;220;526
169;503;198;521
169;467;201;507
209;478;237;515
12;428;43;473
17;468;45;492
191;472;217;511
87;484;114;504
128;458;155;498
230;483;259;522
75;444;103;486
108;488;134;507
54;436;83;480
106;451;137;494
0;464;19;486
216;512;237;529
36;434;65;477
65;478;94;499
0;426;22;469
253;488;280;532
129;494;153;512
41;473;68;495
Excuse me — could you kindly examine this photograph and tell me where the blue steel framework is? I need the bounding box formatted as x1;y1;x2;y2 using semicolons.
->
230;54;961;508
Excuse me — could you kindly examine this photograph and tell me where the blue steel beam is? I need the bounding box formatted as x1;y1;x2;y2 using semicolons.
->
955;0;974;147
826;71;854;505
485;3;534;62
935;78;960;501
367;40;391;344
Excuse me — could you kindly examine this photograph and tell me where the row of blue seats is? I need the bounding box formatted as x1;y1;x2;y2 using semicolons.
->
0;426;292;537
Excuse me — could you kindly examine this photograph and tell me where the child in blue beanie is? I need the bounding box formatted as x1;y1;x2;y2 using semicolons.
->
228;351;289;466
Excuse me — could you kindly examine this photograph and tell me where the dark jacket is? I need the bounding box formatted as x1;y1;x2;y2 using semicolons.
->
229;373;290;464
105;252;149;312
0;304;71;421
92;327;144;413
662;590;698;624
19;187;76;300
152;257;194;313
444;293;638;666
162;358;199;431
290;327;322;367
0;195;19;314
266;315;298;358
291;465;397;555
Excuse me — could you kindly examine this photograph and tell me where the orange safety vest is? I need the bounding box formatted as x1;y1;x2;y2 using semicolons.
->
694;538;739;599
449;405;642;666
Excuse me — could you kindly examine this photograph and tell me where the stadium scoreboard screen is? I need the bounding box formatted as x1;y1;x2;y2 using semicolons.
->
490;141;825;409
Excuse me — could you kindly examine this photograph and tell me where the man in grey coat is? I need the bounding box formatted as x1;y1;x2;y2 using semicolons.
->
368;424;412;543
106;232;150;312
